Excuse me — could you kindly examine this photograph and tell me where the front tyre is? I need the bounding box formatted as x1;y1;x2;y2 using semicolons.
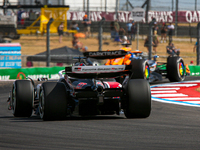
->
39;82;68;121
124;79;151;118
167;56;185;82
11;80;34;117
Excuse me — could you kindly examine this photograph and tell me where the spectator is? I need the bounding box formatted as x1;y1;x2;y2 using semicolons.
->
58;22;64;43
118;26;126;41
152;22;159;34
144;36;151;52
131;21;137;41
70;21;79;37
160;22;168;43
190;60;194;65
126;20;132;41
110;21;115;39
17;9;25;25
193;41;200;53
29;10;35;21
121;36;130;44
72;36;88;52
153;31;159;54
26;61;33;67
82;14;91;38
168;23;174;43
166;42;180;56
114;19;120;39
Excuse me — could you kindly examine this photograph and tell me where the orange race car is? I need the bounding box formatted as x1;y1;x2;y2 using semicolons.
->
105;44;190;83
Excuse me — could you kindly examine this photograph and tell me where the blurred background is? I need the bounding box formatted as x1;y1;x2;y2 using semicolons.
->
0;0;199;69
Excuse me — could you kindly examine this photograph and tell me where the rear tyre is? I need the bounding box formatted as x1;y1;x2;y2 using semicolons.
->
167;56;185;82
130;59;150;80
11;80;34;117
124;79;151;118
39;82;68;121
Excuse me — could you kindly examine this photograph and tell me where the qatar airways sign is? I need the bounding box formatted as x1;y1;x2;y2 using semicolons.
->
67;11;200;23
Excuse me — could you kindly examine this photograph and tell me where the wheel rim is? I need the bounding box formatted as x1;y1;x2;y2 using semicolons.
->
144;64;150;79
179;62;184;77
39;90;45;119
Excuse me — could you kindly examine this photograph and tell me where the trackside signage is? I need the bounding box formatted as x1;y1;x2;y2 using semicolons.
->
0;66;65;80
0;43;21;68
132;8;145;22
67;11;200;23
189;65;200;76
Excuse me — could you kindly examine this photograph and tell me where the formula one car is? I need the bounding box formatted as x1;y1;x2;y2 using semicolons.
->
105;45;190;82
7;50;151;121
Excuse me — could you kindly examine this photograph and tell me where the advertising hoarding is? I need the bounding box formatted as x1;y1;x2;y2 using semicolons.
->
0;43;21;68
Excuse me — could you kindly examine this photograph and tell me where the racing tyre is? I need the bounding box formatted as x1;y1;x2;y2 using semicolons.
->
130;59;150;80
14;34;20;39
39;82;68;121
124;79;151;118
0;31;3;38
8;32;16;39
167;56;185;82
11;80;34;117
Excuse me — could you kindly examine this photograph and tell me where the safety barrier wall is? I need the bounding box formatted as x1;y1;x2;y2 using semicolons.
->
0;66;65;80
0;65;199;80
188;65;200;76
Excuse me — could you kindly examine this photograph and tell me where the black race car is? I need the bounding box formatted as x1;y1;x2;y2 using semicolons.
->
7;50;151;120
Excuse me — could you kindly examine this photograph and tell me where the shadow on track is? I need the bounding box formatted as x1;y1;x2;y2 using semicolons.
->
5;115;126;122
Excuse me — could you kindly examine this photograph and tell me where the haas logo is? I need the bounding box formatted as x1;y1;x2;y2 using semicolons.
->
76;82;87;89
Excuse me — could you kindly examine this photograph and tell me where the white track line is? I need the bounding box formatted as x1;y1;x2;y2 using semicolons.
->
151;88;180;90
157;84;197;87
152;94;188;97
151;91;177;93
169;98;200;100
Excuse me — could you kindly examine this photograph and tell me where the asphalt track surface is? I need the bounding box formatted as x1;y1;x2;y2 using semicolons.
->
0;77;200;150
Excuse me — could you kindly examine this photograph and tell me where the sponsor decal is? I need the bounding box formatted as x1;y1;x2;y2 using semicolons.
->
88;51;122;56
72;66;125;72
68;11;200;23
0;75;10;80
0;51;21;55
74;67;82;71
17;72;26;79
76;82;87;89
82;68;96;71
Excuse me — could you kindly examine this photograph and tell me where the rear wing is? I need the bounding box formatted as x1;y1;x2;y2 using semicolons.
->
83;50;128;59
65;65;131;78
